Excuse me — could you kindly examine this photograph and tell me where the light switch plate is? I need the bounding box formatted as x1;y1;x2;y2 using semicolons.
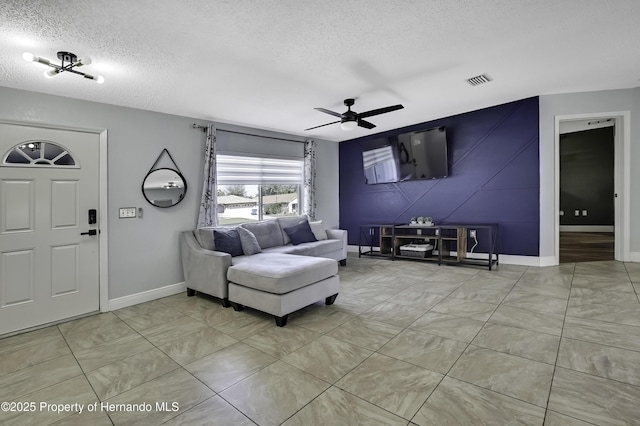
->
119;207;137;218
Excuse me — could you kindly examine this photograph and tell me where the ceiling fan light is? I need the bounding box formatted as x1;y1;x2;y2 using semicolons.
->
78;56;92;66
22;52;35;62
341;120;357;131
96;75;105;84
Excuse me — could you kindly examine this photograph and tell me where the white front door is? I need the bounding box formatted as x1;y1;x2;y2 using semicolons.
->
0;123;100;335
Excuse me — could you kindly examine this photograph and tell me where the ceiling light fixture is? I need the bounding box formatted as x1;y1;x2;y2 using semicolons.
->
341;120;358;131
22;51;104;84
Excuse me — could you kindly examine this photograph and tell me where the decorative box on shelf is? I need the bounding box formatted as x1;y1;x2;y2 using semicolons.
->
399;243;433;258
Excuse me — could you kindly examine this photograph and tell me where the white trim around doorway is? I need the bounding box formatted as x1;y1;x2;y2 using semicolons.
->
553;111;630;264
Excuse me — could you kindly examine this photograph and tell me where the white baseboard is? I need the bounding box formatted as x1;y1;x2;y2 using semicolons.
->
559;225;614;232
628;252;640;263
108;282;186;311
536;256;558;267
459;252;553;267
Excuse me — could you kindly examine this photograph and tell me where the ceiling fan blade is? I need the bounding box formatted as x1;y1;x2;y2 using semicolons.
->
314;107;343;118
357;119;376;129
358;104;404;119
304;120;340;131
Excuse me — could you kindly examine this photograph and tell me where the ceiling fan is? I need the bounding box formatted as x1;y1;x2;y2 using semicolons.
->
305;98;404;131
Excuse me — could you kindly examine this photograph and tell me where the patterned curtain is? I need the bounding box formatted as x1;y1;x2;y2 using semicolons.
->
303;139;317;220
197;124;218;227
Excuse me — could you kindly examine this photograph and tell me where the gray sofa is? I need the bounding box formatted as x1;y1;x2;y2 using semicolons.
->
179;215;347;308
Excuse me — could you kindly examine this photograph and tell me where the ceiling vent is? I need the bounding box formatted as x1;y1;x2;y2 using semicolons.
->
466;74;493;86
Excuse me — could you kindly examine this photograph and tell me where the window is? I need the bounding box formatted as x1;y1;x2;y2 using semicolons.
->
217;154;303;225
2;140;77;167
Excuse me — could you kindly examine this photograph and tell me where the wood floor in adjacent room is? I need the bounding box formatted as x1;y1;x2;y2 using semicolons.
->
560;232;614;263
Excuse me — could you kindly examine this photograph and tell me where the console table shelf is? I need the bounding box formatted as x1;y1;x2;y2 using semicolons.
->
359;223;499;270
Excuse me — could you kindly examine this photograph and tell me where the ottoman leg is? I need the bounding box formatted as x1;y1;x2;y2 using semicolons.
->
275;315;289;327
186;288;196;297
339;259;347;266
221;298;231;308
231;302;244;312
325;293;338;305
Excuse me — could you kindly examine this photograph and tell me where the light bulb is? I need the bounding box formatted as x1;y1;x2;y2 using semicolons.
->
341;120;358;131
79;57;92;66
22;52;35;62
84;74;104;84
44;69;58;79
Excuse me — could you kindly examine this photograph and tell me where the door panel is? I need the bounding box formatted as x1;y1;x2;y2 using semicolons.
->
51;180;79;228
1;249;35;306
0;123;100;335
51;244;79;296
2;180;35;232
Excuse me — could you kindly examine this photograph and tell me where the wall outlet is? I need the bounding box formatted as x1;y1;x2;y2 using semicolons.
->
582;210;587;216
119;207;137;218
574;210;580;216
470;229;477;239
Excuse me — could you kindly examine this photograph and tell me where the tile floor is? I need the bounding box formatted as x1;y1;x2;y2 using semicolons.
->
1;254;640;425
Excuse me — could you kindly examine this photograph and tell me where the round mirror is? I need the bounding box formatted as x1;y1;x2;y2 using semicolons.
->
142;168;187;208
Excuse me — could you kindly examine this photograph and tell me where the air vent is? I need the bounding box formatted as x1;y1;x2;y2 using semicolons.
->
466;74;493;86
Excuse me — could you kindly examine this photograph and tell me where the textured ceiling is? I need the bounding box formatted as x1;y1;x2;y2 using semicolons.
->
1;1;639;142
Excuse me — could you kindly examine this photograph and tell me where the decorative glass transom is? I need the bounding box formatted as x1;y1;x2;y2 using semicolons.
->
3;140;77;167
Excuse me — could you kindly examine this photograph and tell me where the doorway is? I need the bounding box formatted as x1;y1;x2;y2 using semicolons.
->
559;123;614;263
554;112;630;264
0;122;103;335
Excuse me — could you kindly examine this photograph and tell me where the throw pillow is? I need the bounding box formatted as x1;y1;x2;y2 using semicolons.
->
237;227;262;255
308;220;327;240
213;228;243;257
283;220;317;245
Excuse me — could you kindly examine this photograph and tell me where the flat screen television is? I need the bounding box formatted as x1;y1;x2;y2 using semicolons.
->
362;126;448;184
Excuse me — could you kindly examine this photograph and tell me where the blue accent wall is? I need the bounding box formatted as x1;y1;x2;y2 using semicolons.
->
339;97;540;256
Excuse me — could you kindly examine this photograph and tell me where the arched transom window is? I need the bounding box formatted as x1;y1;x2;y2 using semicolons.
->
2;140;78;167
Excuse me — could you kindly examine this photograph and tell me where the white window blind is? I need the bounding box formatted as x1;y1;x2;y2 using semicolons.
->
217;154;303;185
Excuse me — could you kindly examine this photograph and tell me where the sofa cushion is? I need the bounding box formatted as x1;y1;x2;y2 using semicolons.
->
283;220;317;245
309;220;327;241
290;239;343;256
261;244;309;255
227;253;338;294
240;220;284;249
214;228;243;257
238;227;261;255
278;215;309;244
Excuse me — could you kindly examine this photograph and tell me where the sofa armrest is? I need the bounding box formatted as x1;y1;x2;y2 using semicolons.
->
326;229;348;261
180;231;232;300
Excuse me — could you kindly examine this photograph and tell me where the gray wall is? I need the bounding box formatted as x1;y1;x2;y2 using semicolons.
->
0;86;339;299
539;88;638;258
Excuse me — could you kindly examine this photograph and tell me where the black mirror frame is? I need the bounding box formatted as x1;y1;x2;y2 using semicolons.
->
142;167;188;208
142;149;188;208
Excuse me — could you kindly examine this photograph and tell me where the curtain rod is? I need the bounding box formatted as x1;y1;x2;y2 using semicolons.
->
192;124;306;144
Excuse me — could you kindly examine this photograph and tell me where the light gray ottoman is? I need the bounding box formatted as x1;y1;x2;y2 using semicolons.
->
227;253;339;326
